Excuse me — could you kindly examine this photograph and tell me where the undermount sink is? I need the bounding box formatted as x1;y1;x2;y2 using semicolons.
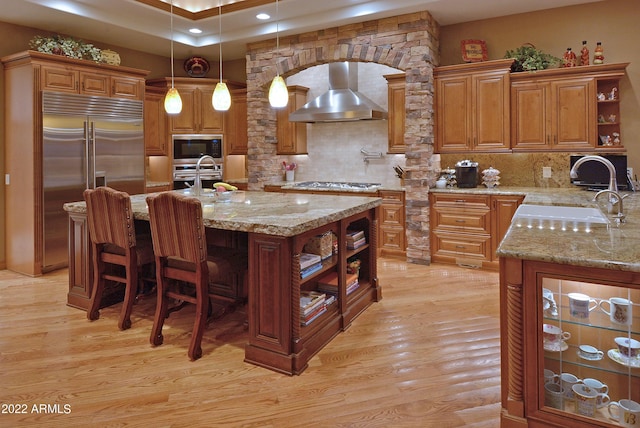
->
514;204;609;223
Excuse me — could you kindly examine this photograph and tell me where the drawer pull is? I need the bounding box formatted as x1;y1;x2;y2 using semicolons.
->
455;219;466;223
456;245;466;249
455;200;466;203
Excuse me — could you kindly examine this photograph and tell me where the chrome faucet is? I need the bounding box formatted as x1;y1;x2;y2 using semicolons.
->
572;155;626;224
193;155;216;196
570;155;618;192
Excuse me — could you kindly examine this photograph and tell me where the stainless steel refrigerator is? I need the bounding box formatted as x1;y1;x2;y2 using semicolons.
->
42;91;145;271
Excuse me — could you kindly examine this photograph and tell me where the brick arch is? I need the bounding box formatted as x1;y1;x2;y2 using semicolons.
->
246;10;439;264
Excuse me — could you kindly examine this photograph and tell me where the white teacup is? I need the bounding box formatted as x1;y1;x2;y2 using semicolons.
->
543;323;571;344
600;297;633;325
578;344;604;360
615;337;640;359
542;288;558;317
560;373;581;400
544;382;565;410
583;378;610;408
573;383;599;417
568;292;598;319
544;369;559;385
572;383;598;417
608;399;640;427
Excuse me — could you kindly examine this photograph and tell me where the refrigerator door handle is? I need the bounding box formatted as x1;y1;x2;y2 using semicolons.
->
90;121;96;189
84;121;91;189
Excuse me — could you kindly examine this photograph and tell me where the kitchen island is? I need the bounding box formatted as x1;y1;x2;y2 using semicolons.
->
64;190;383;375
496;191;640;427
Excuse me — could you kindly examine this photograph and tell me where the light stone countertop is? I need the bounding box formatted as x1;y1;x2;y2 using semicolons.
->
63;190;382;237
430;186;640;272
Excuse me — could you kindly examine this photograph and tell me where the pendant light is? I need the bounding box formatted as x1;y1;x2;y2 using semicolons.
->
212;1;231;111
164;0;182;114
269;0;288;108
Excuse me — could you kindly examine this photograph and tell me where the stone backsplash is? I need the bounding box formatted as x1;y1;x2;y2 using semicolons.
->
440;152;582;188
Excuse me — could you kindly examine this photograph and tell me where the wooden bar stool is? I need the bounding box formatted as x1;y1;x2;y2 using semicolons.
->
83;187;155;330
146;192;245;361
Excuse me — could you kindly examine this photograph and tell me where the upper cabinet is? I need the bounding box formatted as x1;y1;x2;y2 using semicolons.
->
435;60;629;153
511;62;628;152
146;77;245;135
144;86;169;156
383;73;406;154
277;85;309;155
435;59;513;153
511;77;593;151
225;88;248;155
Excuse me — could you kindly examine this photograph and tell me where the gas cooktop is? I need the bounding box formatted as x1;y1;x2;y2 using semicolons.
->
292;181;382;190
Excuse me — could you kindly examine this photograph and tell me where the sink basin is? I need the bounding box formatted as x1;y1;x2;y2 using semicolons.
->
513;204;609;224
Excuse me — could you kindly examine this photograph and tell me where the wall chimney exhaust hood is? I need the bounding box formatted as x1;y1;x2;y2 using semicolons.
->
288;62;388;123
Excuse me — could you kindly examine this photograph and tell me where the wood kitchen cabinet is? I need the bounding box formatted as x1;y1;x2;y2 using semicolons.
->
429;192;523;270
435;59;513;153
41;60;145;100
510;63;629;152
277;85;309;155
384;73;406;154
378;190;406;258
225;88;248;155
146;77;245;135
144;85;169;156
500;258;639;427
1;50;149;276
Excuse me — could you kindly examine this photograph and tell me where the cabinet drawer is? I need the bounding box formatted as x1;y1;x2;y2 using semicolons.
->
431;230;491;259
431;194;490;209
381;204;404;227
380;227;405;251
432;207;490;233
379;190;404;204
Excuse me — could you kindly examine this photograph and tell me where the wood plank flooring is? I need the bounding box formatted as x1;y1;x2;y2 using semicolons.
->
0;259;501;427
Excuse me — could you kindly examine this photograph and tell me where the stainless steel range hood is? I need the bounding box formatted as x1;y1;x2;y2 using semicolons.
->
288;62;388;123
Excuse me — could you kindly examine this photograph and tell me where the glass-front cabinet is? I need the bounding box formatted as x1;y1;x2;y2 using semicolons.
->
540;277;639;425
503;259;640;427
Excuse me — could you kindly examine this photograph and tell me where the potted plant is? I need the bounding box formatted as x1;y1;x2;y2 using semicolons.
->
504;43;561;72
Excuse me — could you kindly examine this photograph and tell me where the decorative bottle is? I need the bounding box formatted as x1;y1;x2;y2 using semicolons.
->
580;41;589;66
593;42;604;64
562;47;576;67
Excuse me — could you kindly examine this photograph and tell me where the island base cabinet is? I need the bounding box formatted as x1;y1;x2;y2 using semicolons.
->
501;258;640;427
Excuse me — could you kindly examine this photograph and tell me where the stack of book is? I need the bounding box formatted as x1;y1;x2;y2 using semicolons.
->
317;271;360;296
300;252;322;279
300;290;327;326
346;229;366;250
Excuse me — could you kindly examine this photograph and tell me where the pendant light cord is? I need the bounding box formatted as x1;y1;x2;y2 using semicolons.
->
275;0;280;76
170;0;175;88
219;2;223;82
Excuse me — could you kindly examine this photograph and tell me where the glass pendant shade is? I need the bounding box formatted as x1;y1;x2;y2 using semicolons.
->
212;82;231;111
164;87;182;114
269;75;289;108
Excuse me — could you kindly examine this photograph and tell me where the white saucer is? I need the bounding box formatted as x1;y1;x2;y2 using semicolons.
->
607;349;640;368
544;341;568;352
577;350;604;361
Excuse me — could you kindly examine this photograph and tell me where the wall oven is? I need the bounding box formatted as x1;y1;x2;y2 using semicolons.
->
172;134;223;189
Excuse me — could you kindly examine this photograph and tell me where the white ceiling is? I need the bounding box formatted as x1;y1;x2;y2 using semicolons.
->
2;0;603;61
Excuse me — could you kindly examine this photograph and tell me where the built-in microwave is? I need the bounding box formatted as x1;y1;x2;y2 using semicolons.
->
173;134;223;160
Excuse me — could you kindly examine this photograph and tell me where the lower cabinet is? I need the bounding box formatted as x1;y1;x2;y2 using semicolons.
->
501;258;640;427
379;190;406;258
429;192;523;270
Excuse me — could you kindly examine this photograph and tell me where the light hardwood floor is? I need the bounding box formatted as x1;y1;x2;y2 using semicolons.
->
0;259;501;427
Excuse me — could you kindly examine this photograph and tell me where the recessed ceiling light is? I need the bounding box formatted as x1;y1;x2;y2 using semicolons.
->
189;28;202;34
256;13;270;20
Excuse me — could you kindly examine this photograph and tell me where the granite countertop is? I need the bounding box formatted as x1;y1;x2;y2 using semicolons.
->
459;186;640;272
64;190;381;237
274;181;405;193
